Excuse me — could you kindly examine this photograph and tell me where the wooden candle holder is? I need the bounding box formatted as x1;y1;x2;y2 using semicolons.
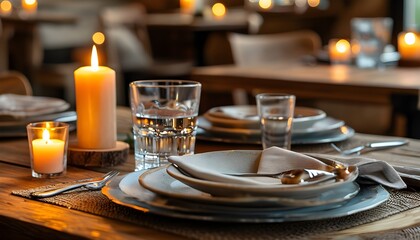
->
67;141;129;167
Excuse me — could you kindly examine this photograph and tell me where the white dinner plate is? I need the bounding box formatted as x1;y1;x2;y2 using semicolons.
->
0;95;70;123
198;116;345;136
0;111;77;137
204;105;326;129
164;150;358;198
137;168;360;207
196;125;355;145
103;174;389;223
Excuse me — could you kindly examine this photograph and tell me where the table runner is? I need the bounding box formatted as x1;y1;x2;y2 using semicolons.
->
12;181;420;240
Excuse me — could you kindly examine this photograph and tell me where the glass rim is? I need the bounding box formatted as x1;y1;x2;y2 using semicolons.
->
129;80;201;88
256;93;296;99
27;121;69;130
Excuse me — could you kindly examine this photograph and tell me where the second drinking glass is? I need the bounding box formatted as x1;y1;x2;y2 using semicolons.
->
256;93;296;150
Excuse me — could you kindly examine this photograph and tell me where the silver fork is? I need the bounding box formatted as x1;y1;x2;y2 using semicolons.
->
331;140;409;156
31;170;120;198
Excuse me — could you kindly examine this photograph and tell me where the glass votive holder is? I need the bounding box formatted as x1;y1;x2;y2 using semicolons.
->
328;39;352;65
27;122;69;178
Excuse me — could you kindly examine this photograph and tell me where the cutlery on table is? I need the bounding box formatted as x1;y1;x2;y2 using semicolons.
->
172;164;351;185
225;169;337;184
30;170;119;198
331;139;409;156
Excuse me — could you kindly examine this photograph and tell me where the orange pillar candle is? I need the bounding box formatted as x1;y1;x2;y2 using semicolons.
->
32;129;65;174
21;0;37;14
398;31;420;60
74;45;116;149
328;39;351;64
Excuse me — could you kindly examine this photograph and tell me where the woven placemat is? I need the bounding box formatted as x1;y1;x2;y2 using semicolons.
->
11;180;420;240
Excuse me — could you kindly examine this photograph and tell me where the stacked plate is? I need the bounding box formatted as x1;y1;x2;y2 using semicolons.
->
197;105;355;145
102;150;389;222
0;94;77;137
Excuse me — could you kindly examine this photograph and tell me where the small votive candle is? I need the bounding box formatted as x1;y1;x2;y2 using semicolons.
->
398;31;420;60
21;0;37;14
27;122;69;178
328;39;352;64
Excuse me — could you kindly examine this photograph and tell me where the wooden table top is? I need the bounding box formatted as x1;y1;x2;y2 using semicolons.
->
191;63;420;104
0;108;419;239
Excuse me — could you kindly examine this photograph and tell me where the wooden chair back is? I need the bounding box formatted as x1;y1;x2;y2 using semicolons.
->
0;71;33;95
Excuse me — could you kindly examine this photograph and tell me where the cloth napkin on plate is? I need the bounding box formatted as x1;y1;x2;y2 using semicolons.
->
0;94;69;120
169;147;417;189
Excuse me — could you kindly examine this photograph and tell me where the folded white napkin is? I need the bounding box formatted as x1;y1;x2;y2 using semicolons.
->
169;147;335;186
0;94;69;120
169;147;414;189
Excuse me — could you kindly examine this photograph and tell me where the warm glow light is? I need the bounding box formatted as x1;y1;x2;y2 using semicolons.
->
42;129;50;142
91;45;99;70
336;39;350;53
1;0;12;13
212;3;226;18
259;0;272;9
21;0;37;13
404;32;416;45
307;0;320;7
92;32;105;45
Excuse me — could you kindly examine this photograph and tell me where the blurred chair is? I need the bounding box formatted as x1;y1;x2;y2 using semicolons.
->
0;71;33;95
228;30;321;105
99;2;193;105
228;30;322;67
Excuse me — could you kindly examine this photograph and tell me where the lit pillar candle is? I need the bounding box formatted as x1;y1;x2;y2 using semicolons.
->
74;45;116;149
21;0;37;14
32;129;65;174
398;31;420;60
329;39;351;64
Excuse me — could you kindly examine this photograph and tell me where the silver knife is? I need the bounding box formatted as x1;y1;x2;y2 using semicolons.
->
340;139;409;155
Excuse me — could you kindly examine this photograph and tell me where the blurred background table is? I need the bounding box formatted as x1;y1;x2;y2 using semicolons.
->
191;63;420;138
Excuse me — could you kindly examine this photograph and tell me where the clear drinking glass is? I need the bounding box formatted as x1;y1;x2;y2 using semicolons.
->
351;17;393;68
256;93;296;150
129;80;201;171
27;122;69;178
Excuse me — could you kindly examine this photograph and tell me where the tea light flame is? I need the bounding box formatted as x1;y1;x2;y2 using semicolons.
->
212;3;226;18
42;129;50;143
404;32;416;45
336;39;350;53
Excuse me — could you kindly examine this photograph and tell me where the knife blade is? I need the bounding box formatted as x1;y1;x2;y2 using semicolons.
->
341;139;409;155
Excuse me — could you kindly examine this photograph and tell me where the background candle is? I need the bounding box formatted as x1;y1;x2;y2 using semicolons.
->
74;45;116;149
32;129;65;174
398;31;420;60
329;39;351;64
21;0;37;13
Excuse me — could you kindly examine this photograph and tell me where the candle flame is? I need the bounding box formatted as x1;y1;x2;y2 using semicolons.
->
212;3;226;18
259;0;272;9
404;32;416;45
42;129;50;143
91;45;99;71
335;39;350;53
24;0;36;5
1;0;12;12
